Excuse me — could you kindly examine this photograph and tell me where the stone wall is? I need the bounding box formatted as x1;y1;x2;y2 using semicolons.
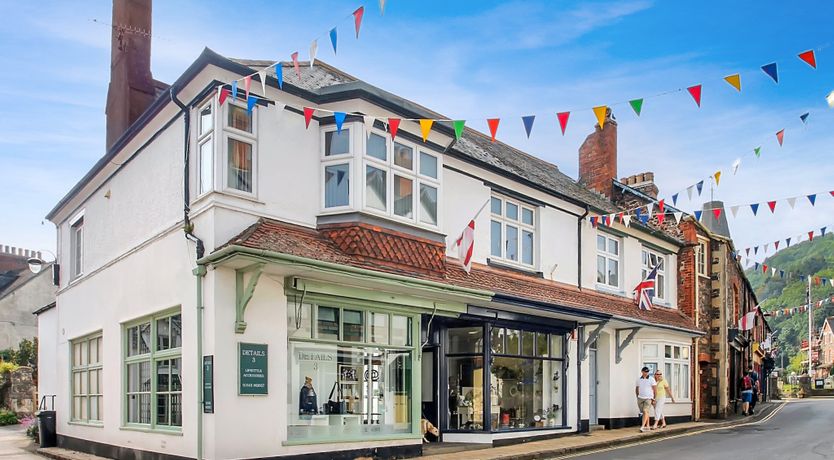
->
0;367;37;415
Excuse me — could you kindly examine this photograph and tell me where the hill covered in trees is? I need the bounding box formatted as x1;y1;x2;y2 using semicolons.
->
745;233;834;372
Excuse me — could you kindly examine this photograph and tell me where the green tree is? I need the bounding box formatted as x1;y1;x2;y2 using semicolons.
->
788;353;805;375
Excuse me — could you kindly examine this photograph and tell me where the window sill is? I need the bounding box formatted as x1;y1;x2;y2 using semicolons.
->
594;284;625;296
487;258;540;276
218;189;262;204
120;425;183;436
68;421;103;428
697;273;710;280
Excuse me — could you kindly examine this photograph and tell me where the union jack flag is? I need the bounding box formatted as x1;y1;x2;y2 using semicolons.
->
634;265;658;311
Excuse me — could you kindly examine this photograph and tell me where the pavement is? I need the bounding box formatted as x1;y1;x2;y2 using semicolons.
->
0;424;40;459
420;401;784;460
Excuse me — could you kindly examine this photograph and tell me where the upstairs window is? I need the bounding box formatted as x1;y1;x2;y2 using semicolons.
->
197;102;213;196
596;233;619;289
696;241;707;276
70;215;84;279
641;249;666;301
322;128;352;209
224;102;257;195
490;195;535;266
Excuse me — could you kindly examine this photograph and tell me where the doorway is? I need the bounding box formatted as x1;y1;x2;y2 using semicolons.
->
589;342;598;425
421;346;440;441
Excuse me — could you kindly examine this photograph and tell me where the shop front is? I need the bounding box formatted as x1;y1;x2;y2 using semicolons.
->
422;307;576;443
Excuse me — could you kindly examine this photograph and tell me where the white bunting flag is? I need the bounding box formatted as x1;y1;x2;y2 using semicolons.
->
687;185;694;200
830;279;834;287
623;215;632;227
310;40;318;67
730;205;740;218
764;243;769;253
732;158;741;175
787;197;797;209
258;70;267;95
363;115;375;138
379;0;386;15
646;204;653;220
673;212;683;224
771;267;776;276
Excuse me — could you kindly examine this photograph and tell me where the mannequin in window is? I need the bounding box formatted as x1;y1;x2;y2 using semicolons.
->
299;376;318;415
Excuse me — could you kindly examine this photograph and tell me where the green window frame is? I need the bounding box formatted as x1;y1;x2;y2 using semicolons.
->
123;309;182;431
70;332;103;424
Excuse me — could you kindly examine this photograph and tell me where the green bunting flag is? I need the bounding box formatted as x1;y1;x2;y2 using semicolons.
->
754;147;761;158
453;120;466;140
629;98;643;116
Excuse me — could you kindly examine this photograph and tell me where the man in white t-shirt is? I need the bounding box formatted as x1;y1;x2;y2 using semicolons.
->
635;366;657;432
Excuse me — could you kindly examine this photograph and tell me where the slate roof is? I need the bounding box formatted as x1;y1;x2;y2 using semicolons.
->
223;218;699;333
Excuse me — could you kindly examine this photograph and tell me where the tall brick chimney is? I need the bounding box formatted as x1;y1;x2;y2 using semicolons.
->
578;109;617;197
105;0;155;150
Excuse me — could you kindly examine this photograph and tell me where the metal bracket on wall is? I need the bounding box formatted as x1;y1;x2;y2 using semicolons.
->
579;321;608;362
235;263;264;333
615;327;642;364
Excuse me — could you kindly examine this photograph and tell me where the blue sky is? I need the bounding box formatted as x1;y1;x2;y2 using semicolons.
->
1;0;833;265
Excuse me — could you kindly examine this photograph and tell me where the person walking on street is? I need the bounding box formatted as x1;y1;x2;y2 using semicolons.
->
741;370;754;415
652;370;675;429
748;365;760;414
635;366;657;432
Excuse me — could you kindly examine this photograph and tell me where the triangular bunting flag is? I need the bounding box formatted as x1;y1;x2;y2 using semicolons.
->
658;199;665;214
696;180;704;196
617;212;624;224
694;210;702;222
353;6;365;38
487;118;500;142
334;112;347;133
730;205;739;218
764;243;769;253
673;212;683;224
231;80;238;100
761;63;779;83
244;75;252;98
762;264;768;274
724;74;742;92
754;246;758;255
822;226;827;236
687;85;702;107
363;115;375;139
521;115;535;138
807;194;816;206
767;201;776;213
809;231;815;241
420;119;434;142
593;106;607;129
687;185;694;200
750;203;759;215
304;107;315;128
672;193;679;206
776;129;785;146
257;70;267;95
329;28;338;54
775;241;780;250
388;118;401;140
780;270;785;278
798;50;817;69
453;120;465;140
310;39;318;67
218;87;230;106
657;212;666;225
754;146;761;158
590;216;598;228
379;0;386;15
745;248;750;256
646;204;653;220
274;63;283;90
712;208;721;219
629;99;643;116
787;197;796;209
291;52;301;78
623;214;632;227
557;112;570;135
786;237;791;247
714;171;721;186
755;262;760;270
732;158;741;175
246;95;257;113
800;112;809;124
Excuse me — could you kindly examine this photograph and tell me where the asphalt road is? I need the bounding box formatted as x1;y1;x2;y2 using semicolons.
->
562;398;834;460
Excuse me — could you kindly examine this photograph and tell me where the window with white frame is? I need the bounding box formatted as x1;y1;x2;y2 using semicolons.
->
596;233;620;288
124;311;182;429
641;248;666;301
71;333;102;424
197;101;214;196
70;215;84;279
696;241;707;276
224;102;256;194
322;128;352;209
363;130;440;226
490;195;535;266
641;343;690;400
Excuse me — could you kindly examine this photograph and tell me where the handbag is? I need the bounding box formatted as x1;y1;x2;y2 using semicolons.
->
325;381;346;414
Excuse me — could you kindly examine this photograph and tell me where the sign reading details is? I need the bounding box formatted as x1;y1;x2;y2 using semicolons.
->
203;355;214;413
239;343;268;395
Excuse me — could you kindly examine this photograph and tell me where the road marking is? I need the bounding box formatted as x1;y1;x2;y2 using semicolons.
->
554;402;789;459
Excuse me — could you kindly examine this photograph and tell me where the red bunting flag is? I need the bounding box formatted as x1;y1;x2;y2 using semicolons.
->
617;212;624;224
808;231;814;241
762;264;768;274
687;85;702;107
244;75;252;98
657;212;665;225
658;199;665;214
712;208;721;219
218;87;230;106
768;201;777;213
774;241;780;250
291;52;301;78
353;6;365;38
798;50;817;69
776;129;785;146
304;107;315;128
487;118;500;142
388;118;401;140
830;191;834;197
557;112;570;135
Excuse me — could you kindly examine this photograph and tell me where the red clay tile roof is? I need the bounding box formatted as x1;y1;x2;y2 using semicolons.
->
224;218;698;332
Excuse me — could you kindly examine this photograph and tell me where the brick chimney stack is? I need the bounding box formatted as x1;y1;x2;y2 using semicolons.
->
105;0;155;150
578;109;617;198
620;172;659;199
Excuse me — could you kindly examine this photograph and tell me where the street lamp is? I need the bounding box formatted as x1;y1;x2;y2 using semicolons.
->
26;250;56;274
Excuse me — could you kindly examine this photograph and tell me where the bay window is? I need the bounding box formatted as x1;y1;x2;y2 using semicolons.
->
641;249;667;301
224;103;257;194
197;102;213;195
322;128;352;209
641;342;690;400
490;195;536;266
596;233;620;289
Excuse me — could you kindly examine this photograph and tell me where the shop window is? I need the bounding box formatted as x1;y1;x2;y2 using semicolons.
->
448;356;484;430
641;342;690;400
448;327;483;354
287;304;417;443
124;310;182;430
71;332;102;424
490;195;536;266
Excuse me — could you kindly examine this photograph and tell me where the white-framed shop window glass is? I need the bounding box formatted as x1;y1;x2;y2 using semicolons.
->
223;102;257;195
362;129;441;227
641;248;667;301
197;101;214;196
490;195;536;266
71;332;103;424
596;233;620;289
641;342;690;400
321;127;353;210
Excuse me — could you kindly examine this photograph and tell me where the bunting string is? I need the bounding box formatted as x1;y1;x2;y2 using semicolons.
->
765;295;834;319
734;226;832;262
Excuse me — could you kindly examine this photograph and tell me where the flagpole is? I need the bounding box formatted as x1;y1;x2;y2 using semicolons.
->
453;198;491;245
807;275;812;376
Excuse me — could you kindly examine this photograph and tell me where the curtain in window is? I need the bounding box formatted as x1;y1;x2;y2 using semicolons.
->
227;139;252;192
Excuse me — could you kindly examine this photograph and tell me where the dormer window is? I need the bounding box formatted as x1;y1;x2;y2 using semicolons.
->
223;102;257;195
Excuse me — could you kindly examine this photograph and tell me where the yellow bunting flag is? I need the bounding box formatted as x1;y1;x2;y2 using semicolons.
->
724;74;742;92
419;119;434;142
714;171;722;186
593;106;608;129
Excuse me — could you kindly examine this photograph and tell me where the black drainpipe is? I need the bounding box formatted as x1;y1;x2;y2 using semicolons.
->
169;88;205;258
577;205;590;290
